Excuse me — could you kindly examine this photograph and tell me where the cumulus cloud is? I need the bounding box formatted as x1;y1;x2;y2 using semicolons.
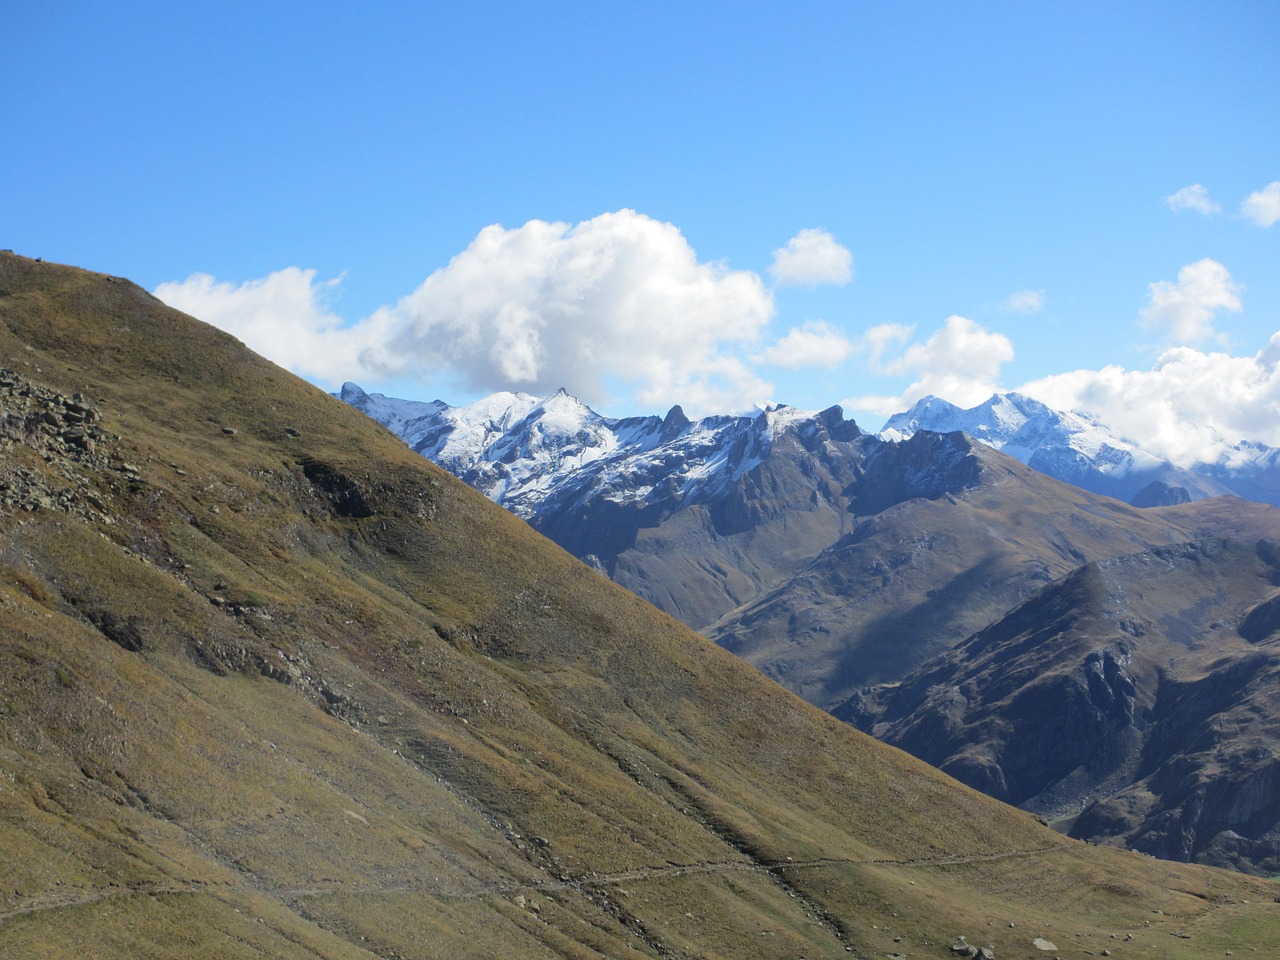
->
1002;289;1046;314
154;268;393;385
364;210;775;414
1139;258;1242;344
159;211;779;416
859;322;913;365
1166;183;1220;215
1020;337;1280;467
1240;181;1280;227
757;320;854;369
845;315;1014;415
768;228;853;287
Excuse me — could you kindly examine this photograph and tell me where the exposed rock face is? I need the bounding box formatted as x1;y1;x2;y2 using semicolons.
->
0;368;120;523
848;429;981;516
300;457;377;518
843;538;1280;874
1131;480;1192;507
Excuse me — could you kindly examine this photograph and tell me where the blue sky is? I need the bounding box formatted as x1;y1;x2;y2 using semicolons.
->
5;2;1279;461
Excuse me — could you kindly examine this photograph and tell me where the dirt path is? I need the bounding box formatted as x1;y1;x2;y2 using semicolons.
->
0;844;1066;925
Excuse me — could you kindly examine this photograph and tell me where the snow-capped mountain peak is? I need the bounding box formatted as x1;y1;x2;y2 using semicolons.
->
343;383;1280;522
879;391;1234;504
340;381;540;474
882;392;1056;448
338;381;449;434
340;384;864;520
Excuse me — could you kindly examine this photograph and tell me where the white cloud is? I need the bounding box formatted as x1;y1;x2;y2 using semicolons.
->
758;320;853;369
845;315;1014;415
154;268;393;385
858;322;913;365
1139;258;1242;344
1020;337;1280;467
1002;289;1046;314
1240;181;1280;227
159;212;779;416
365;210;775;414
768;228;853;287
1166;183;1220;215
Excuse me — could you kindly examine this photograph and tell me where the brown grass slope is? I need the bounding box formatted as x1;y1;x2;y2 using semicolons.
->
1;250;1278;958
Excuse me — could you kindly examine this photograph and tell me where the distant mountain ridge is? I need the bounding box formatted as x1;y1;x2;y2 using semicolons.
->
345;383;1280;515
340;382;853;521
340;383;1280;701
340;380;1280;876
881;391;1280;507
341;381;866;628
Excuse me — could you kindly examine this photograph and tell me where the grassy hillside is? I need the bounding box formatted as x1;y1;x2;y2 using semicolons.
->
2;250;1280;958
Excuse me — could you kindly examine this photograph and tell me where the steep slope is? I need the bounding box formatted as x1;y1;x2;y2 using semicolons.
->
706;433;1280;707
841;538;1280;875
346;381;866;629
11;252;1280;954
349;384;1280;717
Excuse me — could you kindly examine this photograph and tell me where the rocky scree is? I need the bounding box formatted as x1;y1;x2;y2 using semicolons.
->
0;368;124;522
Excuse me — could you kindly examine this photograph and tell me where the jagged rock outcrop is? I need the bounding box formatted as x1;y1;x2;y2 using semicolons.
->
842;538;1280;874
0;368;118;520
1131;480;1192;507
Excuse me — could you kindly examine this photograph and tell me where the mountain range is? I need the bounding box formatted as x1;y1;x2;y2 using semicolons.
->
342;380;1280;875
882;391;1280;508
14;251;1280;954
340;383;866;630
